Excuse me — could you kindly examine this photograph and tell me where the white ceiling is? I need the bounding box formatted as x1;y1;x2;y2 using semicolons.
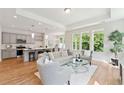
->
0;8;110;35
0;8;64;35
23;8;109;26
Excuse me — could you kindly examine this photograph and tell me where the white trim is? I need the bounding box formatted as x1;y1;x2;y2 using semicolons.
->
67;21;103;31
72;33;81;51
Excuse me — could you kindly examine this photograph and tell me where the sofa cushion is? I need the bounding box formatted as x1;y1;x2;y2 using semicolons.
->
52;51;61;58
44;58;53;64
53;56;73;64
61;51;68;57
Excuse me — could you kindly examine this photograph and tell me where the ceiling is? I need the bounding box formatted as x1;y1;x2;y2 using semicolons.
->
0;8;64;35
23;8;109;26
0;8;110;35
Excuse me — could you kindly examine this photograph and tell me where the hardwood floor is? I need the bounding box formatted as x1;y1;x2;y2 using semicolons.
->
0;58;121;85
0;58;41;85
88;60;121;85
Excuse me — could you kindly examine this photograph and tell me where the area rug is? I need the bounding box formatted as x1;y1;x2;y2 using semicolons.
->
34;65;97;85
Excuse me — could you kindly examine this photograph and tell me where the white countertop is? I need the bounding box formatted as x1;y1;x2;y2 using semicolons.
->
23;48;52;51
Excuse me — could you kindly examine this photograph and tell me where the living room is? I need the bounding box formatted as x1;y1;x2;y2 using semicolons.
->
0;8;124;85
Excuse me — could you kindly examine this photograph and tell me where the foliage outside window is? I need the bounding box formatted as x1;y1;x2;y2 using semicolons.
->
82;33;90;50
60;37;63;43
58;35;65;49
94;32;104;52
72;34;80;50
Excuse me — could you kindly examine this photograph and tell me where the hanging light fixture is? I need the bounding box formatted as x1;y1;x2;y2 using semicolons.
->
64;8;71;14
32;33;35;39
30;25;35;39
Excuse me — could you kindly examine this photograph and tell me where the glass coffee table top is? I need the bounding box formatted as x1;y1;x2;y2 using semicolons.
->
61;58;89;73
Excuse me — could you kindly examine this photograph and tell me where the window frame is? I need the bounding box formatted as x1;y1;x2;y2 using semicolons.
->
72;33;81;50
72;28;104;52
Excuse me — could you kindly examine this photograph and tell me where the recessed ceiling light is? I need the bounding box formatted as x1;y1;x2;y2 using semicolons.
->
13;15;17;19
64;8;71;14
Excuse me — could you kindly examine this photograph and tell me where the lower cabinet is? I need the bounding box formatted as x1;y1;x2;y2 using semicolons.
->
2;49;16;59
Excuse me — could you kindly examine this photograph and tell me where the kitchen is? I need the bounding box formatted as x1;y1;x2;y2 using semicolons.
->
0;27;51;62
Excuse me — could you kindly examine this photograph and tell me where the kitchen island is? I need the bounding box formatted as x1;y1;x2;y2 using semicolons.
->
23;48;52;62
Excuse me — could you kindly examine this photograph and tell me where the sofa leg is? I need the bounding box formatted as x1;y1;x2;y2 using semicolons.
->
67;80;70;85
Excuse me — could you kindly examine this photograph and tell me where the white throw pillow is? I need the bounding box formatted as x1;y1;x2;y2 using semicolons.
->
84;50;91;56
44;58;53;64
52;52;61;58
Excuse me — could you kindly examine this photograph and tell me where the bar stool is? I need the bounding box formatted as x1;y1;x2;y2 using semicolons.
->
29;51;35;61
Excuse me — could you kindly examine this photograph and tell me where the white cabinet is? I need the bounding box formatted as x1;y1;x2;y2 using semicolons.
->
2;49;16;59
17;34;26;40
35;33;44;41
10;33;16;44
17;34;22;39
2;32;10;44
27;35;32;44
22;35;26;40
10;50;16;58
2;50;9;59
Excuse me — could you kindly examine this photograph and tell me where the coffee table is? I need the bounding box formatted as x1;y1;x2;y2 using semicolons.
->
61;58;89;73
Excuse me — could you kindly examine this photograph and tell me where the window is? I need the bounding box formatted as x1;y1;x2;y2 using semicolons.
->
72;29;104;52
58;35;65;49
72;34;80;50
59;35;64;44
60;37;63;43
94;32;104;52
82;33;90;50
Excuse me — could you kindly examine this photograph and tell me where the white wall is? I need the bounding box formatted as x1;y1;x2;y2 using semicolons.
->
65;19;124;64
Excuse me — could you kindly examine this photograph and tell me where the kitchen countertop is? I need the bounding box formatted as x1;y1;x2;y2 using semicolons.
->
1;48;16;50
1;48;52;51
23;48;52;51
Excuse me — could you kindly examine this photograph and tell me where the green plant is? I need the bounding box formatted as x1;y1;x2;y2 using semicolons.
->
82;33;90;50
108;30;124;58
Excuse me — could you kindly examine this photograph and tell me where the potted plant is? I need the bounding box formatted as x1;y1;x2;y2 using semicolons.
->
108;30;124;66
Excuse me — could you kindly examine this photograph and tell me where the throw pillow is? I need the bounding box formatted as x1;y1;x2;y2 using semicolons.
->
84;50;91;56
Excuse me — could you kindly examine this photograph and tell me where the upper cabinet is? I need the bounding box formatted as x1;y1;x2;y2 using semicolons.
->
2;32;45;44
16;34;22;39
10;33;16;44
35;33;44;41
26;35;32;44
2;32;10;44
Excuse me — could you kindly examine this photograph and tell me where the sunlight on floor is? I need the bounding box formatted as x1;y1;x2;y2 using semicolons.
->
94;81;100;85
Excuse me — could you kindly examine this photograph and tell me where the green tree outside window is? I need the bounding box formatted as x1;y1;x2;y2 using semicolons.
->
94;32;104;52
82;33;90;50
